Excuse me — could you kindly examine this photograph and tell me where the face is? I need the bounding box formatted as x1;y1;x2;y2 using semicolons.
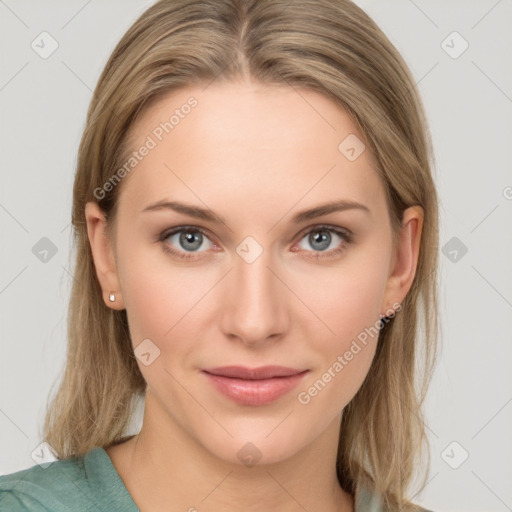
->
86;79;422;466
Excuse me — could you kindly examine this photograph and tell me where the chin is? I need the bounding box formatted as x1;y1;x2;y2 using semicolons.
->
193;420;314;468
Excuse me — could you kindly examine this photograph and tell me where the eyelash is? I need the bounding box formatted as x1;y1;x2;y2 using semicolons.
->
158;224;352;261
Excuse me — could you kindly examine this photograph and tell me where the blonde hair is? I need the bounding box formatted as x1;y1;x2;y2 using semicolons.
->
43;1;439;509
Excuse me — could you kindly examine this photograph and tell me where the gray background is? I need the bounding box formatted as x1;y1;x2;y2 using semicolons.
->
1;1;511;511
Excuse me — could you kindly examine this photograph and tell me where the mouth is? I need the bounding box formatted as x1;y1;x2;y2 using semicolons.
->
201;366;310;406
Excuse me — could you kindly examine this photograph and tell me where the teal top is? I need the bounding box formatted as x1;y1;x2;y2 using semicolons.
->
0;447;433;511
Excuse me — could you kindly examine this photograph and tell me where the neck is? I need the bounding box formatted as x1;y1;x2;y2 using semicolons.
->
108;391;354;512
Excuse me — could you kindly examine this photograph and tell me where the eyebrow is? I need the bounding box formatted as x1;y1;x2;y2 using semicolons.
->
141;199;370;224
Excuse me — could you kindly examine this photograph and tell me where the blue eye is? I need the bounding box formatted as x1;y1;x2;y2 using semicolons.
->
160;227;214;259
159;224;352;261
296;226;352;259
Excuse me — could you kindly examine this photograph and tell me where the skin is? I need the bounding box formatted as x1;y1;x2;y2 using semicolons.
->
86;79;423;512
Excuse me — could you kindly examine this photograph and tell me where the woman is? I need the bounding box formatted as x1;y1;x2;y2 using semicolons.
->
0;0;439;510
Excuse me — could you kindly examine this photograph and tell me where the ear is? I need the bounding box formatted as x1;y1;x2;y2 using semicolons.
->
85;202;125;310
381;205;423;316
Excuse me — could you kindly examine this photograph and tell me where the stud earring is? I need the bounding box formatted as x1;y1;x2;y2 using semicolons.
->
109;292;116;302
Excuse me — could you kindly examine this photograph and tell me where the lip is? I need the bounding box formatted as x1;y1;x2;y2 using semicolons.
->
202;366;310;406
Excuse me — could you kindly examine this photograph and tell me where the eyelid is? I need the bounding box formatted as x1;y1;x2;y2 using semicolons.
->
159;225;214;242
158;223;353;260
296;223;352;240
158;225;218;261
292;224;352;259
158;225;218;251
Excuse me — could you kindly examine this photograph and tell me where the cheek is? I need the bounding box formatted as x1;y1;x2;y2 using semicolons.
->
293;249;389;407
297;251;390;341
117;239;221;370
116;238;186;344
296;275;382;415
117;253;199;395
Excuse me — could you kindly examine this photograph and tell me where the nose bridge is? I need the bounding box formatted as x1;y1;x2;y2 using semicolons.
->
219;242;288;344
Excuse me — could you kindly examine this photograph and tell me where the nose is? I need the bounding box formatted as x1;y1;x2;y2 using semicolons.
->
218;247;290;348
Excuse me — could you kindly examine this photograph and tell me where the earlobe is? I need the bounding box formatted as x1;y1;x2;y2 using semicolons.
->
381;205;424;315
85;202;125;310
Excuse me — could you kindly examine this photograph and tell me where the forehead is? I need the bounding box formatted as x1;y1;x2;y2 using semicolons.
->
117;80;384;219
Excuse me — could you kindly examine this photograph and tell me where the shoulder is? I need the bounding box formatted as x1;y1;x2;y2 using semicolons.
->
0;457;79;511
0;447;126;512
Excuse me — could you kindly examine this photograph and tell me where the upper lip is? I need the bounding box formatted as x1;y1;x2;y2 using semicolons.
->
202;366;308;380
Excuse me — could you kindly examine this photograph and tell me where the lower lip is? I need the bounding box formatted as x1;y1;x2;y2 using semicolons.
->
203;371;309;406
